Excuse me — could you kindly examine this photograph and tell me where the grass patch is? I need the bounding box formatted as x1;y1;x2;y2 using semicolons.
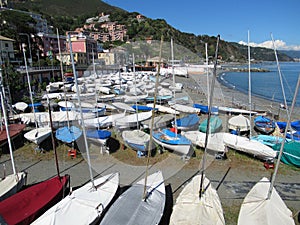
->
223;202;241;225
110;144;169;166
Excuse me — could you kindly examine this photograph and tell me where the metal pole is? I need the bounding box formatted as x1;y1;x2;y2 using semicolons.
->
68;34;95;189
0;64;17;176
19;33;33;67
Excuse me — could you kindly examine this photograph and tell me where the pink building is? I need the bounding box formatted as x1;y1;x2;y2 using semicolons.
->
66;31;97;65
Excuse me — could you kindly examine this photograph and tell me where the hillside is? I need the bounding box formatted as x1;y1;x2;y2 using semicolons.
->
10;0;123;17
279;50;300;59
5;0;294;62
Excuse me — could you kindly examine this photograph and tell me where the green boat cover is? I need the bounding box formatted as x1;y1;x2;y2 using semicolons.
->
272;141;300;167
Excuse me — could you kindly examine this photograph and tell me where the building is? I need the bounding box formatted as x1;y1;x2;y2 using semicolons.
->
36;33;67;58
0;35;15;64
66;32;97;65
98;52;116;65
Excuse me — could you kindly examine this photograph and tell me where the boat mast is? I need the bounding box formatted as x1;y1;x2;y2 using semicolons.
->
22;44;38;131
143;36;164;200
248;30;252;138
267;74;300;199
68;34;95;188
57;28;71;129
133;53;139;129
171;38;177;136
199;35;220;198
271;33;290;121
0;66;17;177
205;43;210;106
46;96;60;178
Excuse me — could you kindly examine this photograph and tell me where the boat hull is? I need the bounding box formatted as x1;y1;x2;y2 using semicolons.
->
32;173;119;225
170;175;225;225
153;129;192;155
0;175;70;225
0;172;27;201
100;171;165;225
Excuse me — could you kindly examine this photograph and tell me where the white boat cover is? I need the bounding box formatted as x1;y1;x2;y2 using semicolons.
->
123;94;148;103
24;127;52;145
0;172;27;201
228;114;250;132
238;177;295;225
182;131;227;153
170;103;200;114
42;93;63;100
18;111;95;127
146;103;180;115
96;103;116;111
57;101;75;108
100;171;165;225
122;130;150;146
13;102;28;111
141;114;174;129
32;173;119;225
223;133;277;159
112;102;135;113
218;106;257;115
115;111;152;127
169;174;225;225
83;113;125;128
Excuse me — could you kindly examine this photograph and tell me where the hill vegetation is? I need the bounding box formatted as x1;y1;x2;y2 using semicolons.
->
2;0;294;62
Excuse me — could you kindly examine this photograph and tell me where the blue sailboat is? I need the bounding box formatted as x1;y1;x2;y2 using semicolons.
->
55;125;82;143
153;128;192;155
193;103;218;115
254;116;276;134
172;113;200;131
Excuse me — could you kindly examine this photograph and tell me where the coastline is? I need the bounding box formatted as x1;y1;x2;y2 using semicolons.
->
182;70;300;121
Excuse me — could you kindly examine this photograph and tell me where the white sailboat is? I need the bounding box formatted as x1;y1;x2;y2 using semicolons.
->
237;33;298;225
170;35;225;224
32;33;119;224
100;39;166;225
152;38;192;156
21;44;51;146
223;32;276;161
99;170;165;225
0;75;26;201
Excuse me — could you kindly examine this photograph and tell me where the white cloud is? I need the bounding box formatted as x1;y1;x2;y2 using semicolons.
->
238;40;300;51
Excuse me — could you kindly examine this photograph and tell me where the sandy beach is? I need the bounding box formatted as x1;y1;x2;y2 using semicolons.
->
0;72;299;225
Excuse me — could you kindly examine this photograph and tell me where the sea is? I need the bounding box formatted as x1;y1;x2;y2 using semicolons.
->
218;62;300;107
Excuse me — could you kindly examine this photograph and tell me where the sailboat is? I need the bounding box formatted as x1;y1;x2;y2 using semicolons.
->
31;33;119;225
100;39;165;225
100;171;165;225
0;79;70;225
121;53;155;153
152;38;192;156
21;44;52;146
169;35;225;225
238;77;299;225
0;77;27;201
223;32;276;161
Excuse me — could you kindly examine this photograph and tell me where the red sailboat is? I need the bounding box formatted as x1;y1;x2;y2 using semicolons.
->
0;124;26;148
0;175;69;225
0;47;70;224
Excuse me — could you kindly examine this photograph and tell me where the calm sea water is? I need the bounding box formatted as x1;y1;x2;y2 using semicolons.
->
218;62;300;106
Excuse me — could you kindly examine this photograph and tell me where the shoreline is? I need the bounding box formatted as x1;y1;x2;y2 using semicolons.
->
181;71;300;121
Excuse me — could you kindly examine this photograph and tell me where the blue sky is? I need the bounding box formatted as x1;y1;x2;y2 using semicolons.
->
105;0;300;50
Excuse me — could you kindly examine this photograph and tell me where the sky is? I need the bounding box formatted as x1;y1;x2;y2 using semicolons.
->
105;0;300;50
